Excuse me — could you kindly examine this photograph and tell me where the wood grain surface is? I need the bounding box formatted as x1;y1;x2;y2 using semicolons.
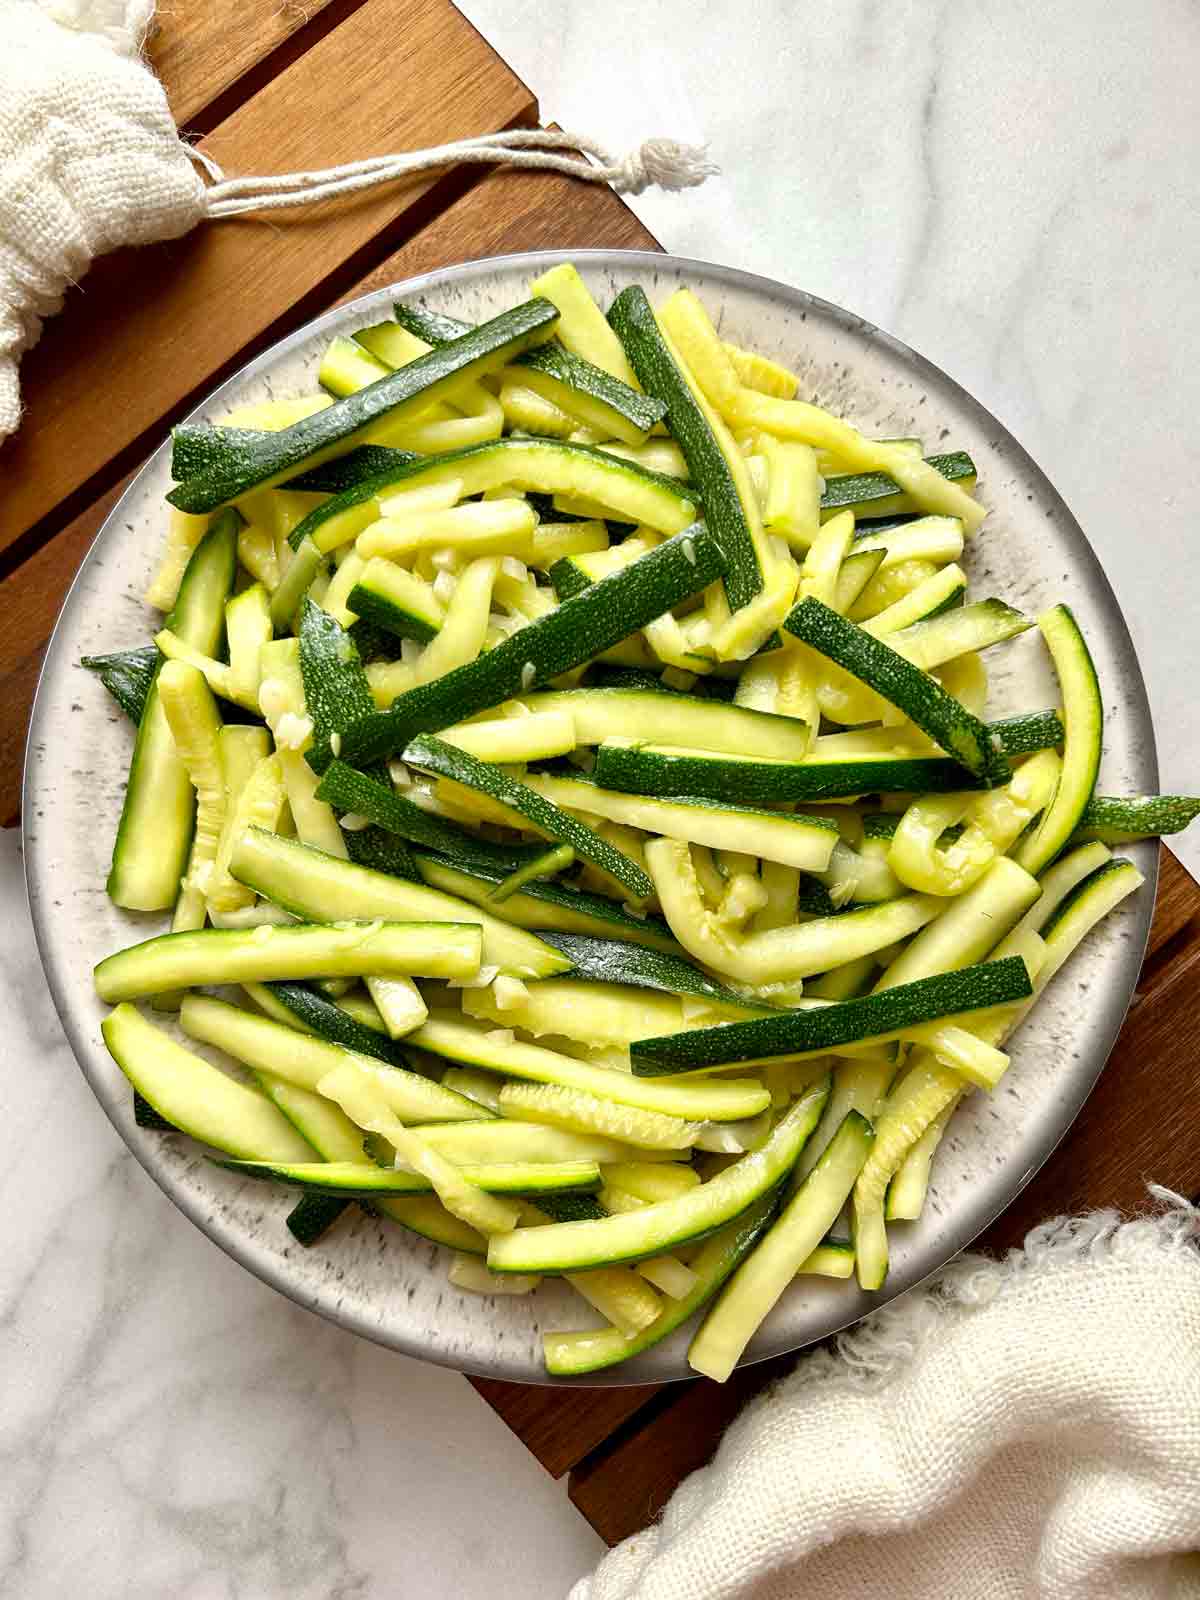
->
0;0;536;566
148;0;355;128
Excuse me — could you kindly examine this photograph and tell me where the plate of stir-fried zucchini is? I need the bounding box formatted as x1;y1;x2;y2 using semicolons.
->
25;252;1195;1384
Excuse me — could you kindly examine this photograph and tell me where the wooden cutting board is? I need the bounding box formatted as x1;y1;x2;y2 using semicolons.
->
3;0;1196;1553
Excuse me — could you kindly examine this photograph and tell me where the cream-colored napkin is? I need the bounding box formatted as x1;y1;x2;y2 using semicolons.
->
574;1194;1200;1600
0;0;206;440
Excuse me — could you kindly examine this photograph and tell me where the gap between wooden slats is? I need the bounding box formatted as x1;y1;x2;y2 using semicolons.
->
150;0;365;130
0;0;537;571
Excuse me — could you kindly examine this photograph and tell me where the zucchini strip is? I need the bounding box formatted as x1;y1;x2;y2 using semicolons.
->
785;598;1010;786
1070;794;1200;845
104;1004;314;1162
339;528;726;764
169;300;559;512
180;995;488;1126
406;1014;771;1123
519;685;814;760
529;263;642;386
525;772;838;873
1014;605;1104;874
499;1083;702;1152
608;284;768;622
96;919;482;1001
487;1081;828;1274
590;712;1061;804
107;516;238;910
229;827;570;979
402;736;653;899
629;958;1033;1075
689;1111;874;1381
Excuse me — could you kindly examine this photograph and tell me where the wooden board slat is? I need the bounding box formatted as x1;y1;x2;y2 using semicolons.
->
470;1379;664;1481
0;146;657;828
0;0;536;566
0;479;129;823
568;1355;796;1548
1142;844;1200;962
568;846;1200;1546
148;0;354;127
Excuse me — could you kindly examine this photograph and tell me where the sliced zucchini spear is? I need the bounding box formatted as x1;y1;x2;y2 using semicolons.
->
338;527;726;765
784;597;1011;786
168;300;561;512
1070;793;1200;844
402;734;653;900
487;1080;829;1274
95;919;483;1001
629;957;1034;1075
608;283;765;616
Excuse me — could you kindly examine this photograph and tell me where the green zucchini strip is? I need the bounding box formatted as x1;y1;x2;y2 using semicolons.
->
169;300;560;512
630;958;1034;1075
784;597;1011;785
339;527;726;764
95;919;483;1002
402;734;653;899
487;1082;828;1273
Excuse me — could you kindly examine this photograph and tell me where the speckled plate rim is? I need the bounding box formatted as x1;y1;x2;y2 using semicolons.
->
24;248;1157;1385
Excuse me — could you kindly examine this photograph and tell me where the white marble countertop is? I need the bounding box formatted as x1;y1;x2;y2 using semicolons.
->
4;2;1199;1593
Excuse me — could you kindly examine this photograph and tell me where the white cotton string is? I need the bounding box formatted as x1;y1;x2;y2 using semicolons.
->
185;145;226;184
198;129;718;218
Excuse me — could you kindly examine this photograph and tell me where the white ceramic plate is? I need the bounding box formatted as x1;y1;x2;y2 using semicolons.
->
24;250;1157;1384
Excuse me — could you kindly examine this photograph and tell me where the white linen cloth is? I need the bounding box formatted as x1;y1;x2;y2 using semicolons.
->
0;0;205;440
573;1194;1200;1600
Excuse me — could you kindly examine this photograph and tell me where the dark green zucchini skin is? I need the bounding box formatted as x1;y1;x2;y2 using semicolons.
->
1070;794;1200;844
393;303;472;345
261;981;414;1067
533;1192;609;1223
286;445;418;494
82;645;160;724
785;597;1011;786
631;957;1035;1075
133;1090;179;1131
341;826;421;882
339;527;727;766
297;599;377;775
169;300;561;512
287;1194;353;1246
608;283;762;612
